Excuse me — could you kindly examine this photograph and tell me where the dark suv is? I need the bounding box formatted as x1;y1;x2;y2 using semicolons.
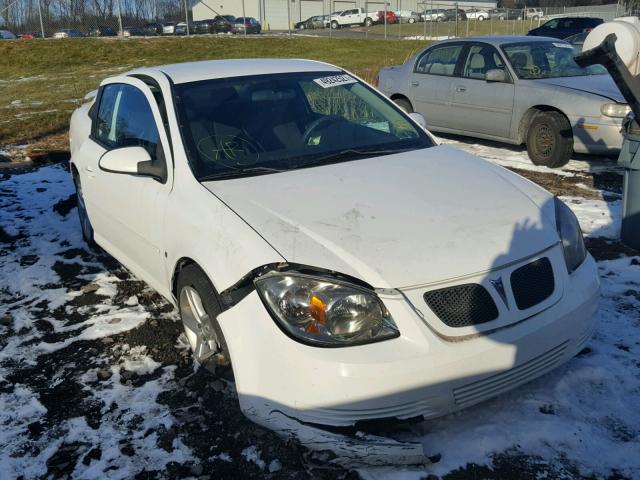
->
443;9;467;21
87;25;116;37
527;17;604;40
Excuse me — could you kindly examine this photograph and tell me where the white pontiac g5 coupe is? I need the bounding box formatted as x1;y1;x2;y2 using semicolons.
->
69;59;599;436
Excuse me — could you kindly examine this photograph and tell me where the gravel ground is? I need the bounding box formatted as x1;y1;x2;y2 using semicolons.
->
0;137;638;480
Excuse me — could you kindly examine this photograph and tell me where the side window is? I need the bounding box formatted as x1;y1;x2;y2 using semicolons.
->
415;44;463;76
95;84;160;158
542;19;559;29
462;44;505;80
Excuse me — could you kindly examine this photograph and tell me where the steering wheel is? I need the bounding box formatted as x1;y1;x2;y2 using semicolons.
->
302;115;346;145
526;64;542;76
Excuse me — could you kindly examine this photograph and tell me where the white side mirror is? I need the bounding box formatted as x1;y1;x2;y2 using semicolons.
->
409;112;427;129
99;146;151;175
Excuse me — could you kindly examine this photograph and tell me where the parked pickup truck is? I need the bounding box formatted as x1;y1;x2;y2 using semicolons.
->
330;8;380;28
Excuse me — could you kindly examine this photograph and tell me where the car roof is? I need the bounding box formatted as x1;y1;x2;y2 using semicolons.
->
437;35;568;47
131;59;342;84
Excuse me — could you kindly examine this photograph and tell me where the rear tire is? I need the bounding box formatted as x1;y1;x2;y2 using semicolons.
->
393;97;413;114
177;264;232;372
526;111;573;168
365;17;373;27
409;17;416;23
300;24;305;29
478;16;485;21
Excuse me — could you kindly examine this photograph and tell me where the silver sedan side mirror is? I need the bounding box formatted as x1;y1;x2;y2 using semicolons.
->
485;69;507;82
408;112;427;129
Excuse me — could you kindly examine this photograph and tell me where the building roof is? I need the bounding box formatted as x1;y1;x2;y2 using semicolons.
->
131;58;342;84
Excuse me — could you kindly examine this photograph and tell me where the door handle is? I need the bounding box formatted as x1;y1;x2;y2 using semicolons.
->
85;165;95;173
455;85;467;92
411;81;419;87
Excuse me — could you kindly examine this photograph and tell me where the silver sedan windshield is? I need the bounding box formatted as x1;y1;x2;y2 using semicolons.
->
502;41;607;79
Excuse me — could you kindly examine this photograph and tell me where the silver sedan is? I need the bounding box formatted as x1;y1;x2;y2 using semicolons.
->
378;35;627;167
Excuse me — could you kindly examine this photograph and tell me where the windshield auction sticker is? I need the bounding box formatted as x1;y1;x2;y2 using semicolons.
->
314;74;357;88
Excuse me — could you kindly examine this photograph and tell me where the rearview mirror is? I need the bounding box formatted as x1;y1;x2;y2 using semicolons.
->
409;112;427;129
99;146;151;175
486;69;507;82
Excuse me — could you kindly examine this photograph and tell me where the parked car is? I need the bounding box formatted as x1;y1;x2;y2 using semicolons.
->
18;32;39;39
378;36;625;167
465;8;490;21
565;31;588;49
522;7;544;20
379;10;398;24
489;8;522;20
53;29;83;38
122;26;143;37
195;17;234;34
162;22;177;35
233;17;261;34
421;9;446;22
295;15;325;30
174;22;196;35
395;10;421;24
528;17;604;40
88;25;116;37
69;58;599;438
330;8;379;28
142;22;164;36
0;30;17;39
443;9;467;21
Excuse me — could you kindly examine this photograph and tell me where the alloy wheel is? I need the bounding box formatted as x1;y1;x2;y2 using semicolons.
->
180;286;220;363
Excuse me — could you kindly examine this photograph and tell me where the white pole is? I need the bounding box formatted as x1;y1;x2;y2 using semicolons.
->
384;1;387;39
117;0;123;36
242;0;246;36
183;0;189;35
37;0;45;38
286;0;291;35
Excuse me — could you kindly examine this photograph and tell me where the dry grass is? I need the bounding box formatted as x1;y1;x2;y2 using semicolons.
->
0;36;426;147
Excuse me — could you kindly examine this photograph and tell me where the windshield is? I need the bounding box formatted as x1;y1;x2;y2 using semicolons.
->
175;71;433;180
502;41;607;79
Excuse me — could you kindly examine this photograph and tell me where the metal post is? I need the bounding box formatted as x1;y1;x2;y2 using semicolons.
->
329;0;332;38
117;0;123;36
183;0;190;35
37;0;45;38
398;0;401;39
242;0;247;37
490;12;493;35
286;0;291;36
384;1;387;40
454;1;458;38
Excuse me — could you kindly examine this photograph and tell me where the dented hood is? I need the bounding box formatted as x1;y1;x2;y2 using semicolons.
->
203;146;559;289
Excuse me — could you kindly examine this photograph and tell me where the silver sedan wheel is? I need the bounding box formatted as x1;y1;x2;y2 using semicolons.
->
179;286;220;363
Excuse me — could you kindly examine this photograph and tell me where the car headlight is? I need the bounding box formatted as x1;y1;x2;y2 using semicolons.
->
555;198;587;273
601;102;631;118
255;272;399;347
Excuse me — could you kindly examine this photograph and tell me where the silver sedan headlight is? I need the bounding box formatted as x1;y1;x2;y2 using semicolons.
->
255;272;399;347
601;103;631;118
555;198;587;273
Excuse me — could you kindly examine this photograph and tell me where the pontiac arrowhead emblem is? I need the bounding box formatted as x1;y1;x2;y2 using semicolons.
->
491;277;509;308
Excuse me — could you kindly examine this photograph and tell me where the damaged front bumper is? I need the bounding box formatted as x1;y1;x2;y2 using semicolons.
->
215;255;599;463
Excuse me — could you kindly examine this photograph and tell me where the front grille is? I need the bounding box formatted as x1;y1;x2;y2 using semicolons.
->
423;284;498;328
511;257;554;310
453;341;569;407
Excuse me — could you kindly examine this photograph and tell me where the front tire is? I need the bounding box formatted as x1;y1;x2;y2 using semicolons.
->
478;16;485;21
73;173;95;246
177;264;231;371
409;17;416;23
526;111;573;168
365;17;373;27
331;20;339;29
